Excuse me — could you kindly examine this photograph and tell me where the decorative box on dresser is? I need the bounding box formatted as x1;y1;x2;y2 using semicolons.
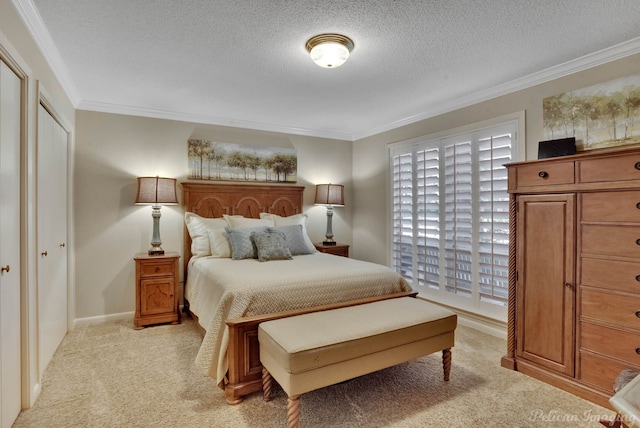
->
134;252;180;328
501;146;640;408
314;243;350;257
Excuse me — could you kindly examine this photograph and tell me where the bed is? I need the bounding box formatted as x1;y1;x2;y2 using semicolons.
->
181;182;415;404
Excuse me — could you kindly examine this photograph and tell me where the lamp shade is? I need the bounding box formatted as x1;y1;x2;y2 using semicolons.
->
314;184;344;206
135;176;178;205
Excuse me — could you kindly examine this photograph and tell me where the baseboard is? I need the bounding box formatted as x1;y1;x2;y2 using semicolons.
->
73;306;186;327
73;311;134;327
457;313;507;340
415;296;507;340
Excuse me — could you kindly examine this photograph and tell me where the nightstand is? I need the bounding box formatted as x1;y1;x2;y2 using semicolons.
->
134;252;180;328
314;243;349;258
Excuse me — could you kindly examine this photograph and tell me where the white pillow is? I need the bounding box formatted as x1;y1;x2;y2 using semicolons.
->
223;214;274;228
260;213;315;252
207;228;231;258
184;212;229;257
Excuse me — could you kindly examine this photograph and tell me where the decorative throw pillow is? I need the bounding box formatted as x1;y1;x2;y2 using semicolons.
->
268;224;315;255
251;231;292;262
224;215;274;228
225;226;268;260
207;228;231;258
260;213;315;252
184;212;229;257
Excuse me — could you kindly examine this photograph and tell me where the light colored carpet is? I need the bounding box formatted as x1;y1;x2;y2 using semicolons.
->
14;316;617;427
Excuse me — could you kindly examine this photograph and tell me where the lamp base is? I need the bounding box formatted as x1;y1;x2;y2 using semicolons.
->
148;247;165;256
322;240;337;246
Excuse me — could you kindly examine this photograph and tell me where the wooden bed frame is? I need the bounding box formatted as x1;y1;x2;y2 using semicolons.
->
181;181;416;404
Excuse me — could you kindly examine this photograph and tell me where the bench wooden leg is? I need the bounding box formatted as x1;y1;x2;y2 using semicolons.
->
262;367;272;402
287;395;300;428
442;348;452;381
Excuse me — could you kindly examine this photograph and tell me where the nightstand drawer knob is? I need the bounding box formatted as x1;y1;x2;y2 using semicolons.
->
155;267;160;273
635;161;640;170
636;275;640;282
636;347;640;355
636;311;640;318
538;171;548;178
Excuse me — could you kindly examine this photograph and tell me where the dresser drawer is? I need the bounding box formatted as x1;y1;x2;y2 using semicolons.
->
516;161;574;187
581;322;640;366
582;191;640;222
582;224;640;258
580;351;631;393
582;289;640;329
581;257;640;294
140;261;175;277
580;154;640;183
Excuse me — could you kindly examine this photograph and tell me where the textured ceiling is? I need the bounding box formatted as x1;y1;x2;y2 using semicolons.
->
17;0;640;140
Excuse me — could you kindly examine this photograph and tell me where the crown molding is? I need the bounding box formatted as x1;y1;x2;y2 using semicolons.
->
353;36;640;141
12;0;81;105
76;99;354;141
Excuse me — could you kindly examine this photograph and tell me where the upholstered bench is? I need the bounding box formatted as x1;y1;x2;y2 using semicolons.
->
258;297;457;428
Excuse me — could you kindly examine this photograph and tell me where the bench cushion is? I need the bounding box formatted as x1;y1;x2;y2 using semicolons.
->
259;297;456;375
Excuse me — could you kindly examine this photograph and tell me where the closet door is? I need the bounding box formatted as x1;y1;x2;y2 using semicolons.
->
37;104;68;376
0;59;22;428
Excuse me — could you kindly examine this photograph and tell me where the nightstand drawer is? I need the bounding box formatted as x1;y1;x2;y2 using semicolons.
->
582;289;640;330
516;161;574;187
582;191;640;222
579;154;640;183
140;261;175;277
581;322;640;366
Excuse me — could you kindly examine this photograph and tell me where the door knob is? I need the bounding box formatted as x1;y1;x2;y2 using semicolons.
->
1;265;9;273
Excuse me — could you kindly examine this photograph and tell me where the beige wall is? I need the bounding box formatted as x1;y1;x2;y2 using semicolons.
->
74;111;352;318
352;53;640;264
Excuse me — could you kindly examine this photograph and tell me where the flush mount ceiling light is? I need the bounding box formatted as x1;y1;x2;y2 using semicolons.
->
305;33;354;68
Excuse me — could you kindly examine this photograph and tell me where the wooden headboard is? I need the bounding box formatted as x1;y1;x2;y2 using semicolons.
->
181;181;305;277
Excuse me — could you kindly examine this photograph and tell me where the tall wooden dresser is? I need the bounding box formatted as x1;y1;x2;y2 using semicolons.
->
501;145;640;408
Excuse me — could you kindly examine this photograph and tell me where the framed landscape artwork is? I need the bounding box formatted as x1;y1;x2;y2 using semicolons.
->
543;73;640;151
187;139;297;183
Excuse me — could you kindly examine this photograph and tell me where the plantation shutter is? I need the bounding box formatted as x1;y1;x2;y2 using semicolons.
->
390;119;516;318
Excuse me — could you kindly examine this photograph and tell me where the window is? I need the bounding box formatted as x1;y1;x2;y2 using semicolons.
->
390;115;521;320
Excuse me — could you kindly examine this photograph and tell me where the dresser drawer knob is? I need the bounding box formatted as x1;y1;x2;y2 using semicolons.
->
636;275;640;282
538;171;548;178
155;267;160;273
637;239;640;246
635;161;640;170
636;311;640;318
637;347;640;355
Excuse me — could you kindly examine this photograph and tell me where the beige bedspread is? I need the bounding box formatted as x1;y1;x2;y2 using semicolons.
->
185;252;413;386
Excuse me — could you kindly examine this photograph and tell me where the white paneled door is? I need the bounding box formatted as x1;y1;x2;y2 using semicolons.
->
0;60;22;427
37;103;68;378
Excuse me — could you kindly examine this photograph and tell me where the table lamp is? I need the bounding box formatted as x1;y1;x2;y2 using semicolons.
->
314;183;344;245
135;176;178;255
